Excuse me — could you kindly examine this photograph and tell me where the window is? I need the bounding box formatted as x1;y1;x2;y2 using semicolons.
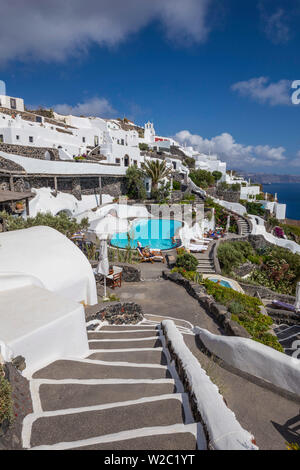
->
116;158;120;164
121;139;124;145
36;116;42;123
10;98;16;110
29;136;34;143
134;160;137;166
82;137;86;143
0;135;3;143
16;135;20;140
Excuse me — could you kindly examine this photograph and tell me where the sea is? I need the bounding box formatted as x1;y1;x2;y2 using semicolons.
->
262;183;300;221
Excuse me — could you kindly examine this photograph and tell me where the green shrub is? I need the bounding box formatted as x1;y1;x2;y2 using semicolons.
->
243;201;266;216
228;300;244;315
217;240;256;274
182;193;195;201
212;171;222;182
190;169;215;188
0;211;88;239
175;253;198;272
0;366;13;427
172;180;181;190
231;183;241;192
139;143;149;151
171;267;202;283
203;280;282;351
125;165;147;200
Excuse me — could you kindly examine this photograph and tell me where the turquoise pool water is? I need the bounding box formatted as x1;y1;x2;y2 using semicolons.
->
209;278;233;289
110;218;182;250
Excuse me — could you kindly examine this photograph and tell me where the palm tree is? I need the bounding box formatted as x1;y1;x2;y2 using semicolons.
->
141;159;171;193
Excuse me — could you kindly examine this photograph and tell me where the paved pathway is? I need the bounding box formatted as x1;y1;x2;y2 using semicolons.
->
117;279;300;450
22;319;205;450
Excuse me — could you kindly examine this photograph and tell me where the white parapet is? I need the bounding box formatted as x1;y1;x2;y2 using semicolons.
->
0;226;97;305
196;327;300;397
0;282;89;376
162;320;258;450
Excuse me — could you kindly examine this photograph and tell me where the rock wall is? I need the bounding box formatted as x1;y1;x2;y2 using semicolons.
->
85;301;144;324
0;143;59;160
238;281;295;304
163;270;251;338
0;362;33;450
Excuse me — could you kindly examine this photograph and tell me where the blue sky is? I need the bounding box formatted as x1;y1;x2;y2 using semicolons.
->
0;0;300;173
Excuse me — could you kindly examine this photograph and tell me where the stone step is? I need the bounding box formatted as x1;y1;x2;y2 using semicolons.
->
33;360;172;380
273;324;289;333
100;325;157;331
39;382;176;411
89;338;162;350
69;432;198;450
30;397;187;447
197;268;215;274
278;335;300;349
144;315;192;329
88;349;168;365
88;330;159;340
276;326;300;340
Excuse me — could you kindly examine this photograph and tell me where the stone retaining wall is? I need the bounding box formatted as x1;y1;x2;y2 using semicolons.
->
265;307;299;326
0;142;59;160
85;301;144;324
112;263;141;282
163;270;250;338
238;281;295;303
0;362;33;450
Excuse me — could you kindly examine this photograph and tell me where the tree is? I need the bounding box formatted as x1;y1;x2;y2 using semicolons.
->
141;159;171;194
139;143;149;151
0;211;88;238
189;169;215;188
212;171;222;182
125;165;146;200
183;157;195;169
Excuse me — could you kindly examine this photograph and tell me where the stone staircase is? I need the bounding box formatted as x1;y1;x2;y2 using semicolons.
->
237;216;251;236
273;324;300;357
22;322;205;450
196;251;216;274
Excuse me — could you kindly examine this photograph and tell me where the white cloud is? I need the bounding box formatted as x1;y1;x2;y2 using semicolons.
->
0;0;213;65
259;5;290;44
174;130;286;169
289;151;300;167
231;77;292;106
54;97;115;117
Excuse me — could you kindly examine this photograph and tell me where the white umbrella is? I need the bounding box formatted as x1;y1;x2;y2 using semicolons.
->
295;282;300;312
95;238;110;300
226;215;231;233
89;214;129;239
211;207;215;230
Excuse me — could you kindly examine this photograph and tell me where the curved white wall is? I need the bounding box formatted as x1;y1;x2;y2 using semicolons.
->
196;328;300;397
249;215;300;254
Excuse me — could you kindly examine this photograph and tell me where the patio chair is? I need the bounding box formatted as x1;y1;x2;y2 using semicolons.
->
107;266;123;289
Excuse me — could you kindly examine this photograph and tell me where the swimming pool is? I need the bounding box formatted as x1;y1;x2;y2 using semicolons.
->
110;218;182;250
208;278;233;289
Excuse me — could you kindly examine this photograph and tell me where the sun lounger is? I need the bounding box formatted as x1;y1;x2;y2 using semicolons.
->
188;243;209;253
190;238;211;245
136;246;165;263
272;299;299;313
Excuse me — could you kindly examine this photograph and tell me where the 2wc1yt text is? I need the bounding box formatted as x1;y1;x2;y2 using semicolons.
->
104;454;195;466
